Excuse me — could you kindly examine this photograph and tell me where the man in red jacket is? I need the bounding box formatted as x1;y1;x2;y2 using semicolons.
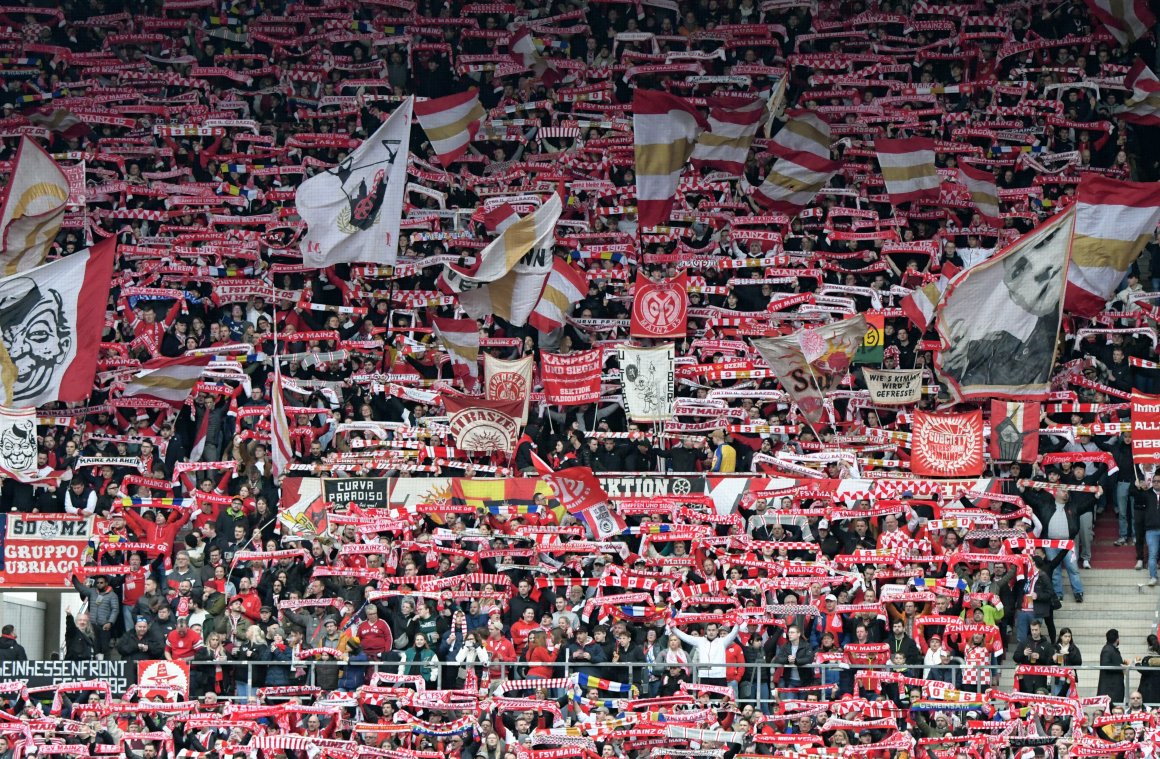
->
123;507;191;558
356;604;393;660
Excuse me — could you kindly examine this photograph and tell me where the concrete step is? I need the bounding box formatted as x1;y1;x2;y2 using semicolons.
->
1051;566;1158;698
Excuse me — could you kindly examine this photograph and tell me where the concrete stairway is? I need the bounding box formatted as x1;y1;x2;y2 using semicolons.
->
1052;566;1158;697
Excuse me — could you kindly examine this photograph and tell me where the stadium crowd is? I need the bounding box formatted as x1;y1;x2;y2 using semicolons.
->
2;0;1160;757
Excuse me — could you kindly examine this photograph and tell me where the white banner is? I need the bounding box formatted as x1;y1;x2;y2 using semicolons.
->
0;405;36;474
615;343;675;422
863;369;923;405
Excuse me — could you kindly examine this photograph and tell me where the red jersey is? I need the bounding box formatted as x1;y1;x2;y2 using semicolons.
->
166;628;202;661
357;618;393;655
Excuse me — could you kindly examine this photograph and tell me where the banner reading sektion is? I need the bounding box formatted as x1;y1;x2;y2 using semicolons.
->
863;369;922;405
910;410;984;477
0;514;93;588
542;349;602;406
1131;390;1160;465
322;477;390;509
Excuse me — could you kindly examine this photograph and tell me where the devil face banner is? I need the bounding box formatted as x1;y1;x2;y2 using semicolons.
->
911;409;984;478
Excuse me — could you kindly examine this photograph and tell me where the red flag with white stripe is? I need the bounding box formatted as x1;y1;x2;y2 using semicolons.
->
1121;60;1160;127
529;257;587;333
118;354;212;407
1081;0;1155;45
432;317;481;390
271;361;294;478
750;110;840;217
957;162;1002;223
1064;174;1160;317
690;96;764;177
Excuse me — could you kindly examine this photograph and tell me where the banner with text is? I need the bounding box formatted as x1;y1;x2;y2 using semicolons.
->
1132;391;1160;466
864;369;922;405
0;514;93;588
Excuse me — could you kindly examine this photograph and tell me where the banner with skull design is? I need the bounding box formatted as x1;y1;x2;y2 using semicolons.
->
616;343;675;422
0;405;36;475
0;237;116;408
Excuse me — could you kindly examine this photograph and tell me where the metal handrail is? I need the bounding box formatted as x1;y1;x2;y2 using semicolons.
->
77;658;1151;708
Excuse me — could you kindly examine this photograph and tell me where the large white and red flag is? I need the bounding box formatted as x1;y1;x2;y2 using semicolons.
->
414;89;486;168
0;237;116;407
633;90;707;228
444;194;562;326
1081;0;1155;46
297;96;412;267
441;194;561;309
431;317;480;390
1120;61;1160;127
118;354;212;406
1064;174;1160;318
529;258;587;333
0;137;69;275
751;110;840;216
936;209;1076;402
876;137;941;205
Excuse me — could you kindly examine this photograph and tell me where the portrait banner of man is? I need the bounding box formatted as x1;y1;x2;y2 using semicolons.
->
0;238;116;407
0;405;36;475
935;209;1075;403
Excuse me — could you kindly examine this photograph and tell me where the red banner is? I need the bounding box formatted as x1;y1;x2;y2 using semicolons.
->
137;660;189;700
442;392;524;452
544;466;624;539
988;400;1039;463
0;515;94;588
630;271;688;339
542;349;602;406
1131;391;1160;466
911;410;984;477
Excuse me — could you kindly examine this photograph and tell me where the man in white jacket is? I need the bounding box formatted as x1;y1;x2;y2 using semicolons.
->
669;620;740;687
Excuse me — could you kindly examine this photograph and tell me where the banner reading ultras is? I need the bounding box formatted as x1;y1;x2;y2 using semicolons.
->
1131;390;1160;465
0;514;93;588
